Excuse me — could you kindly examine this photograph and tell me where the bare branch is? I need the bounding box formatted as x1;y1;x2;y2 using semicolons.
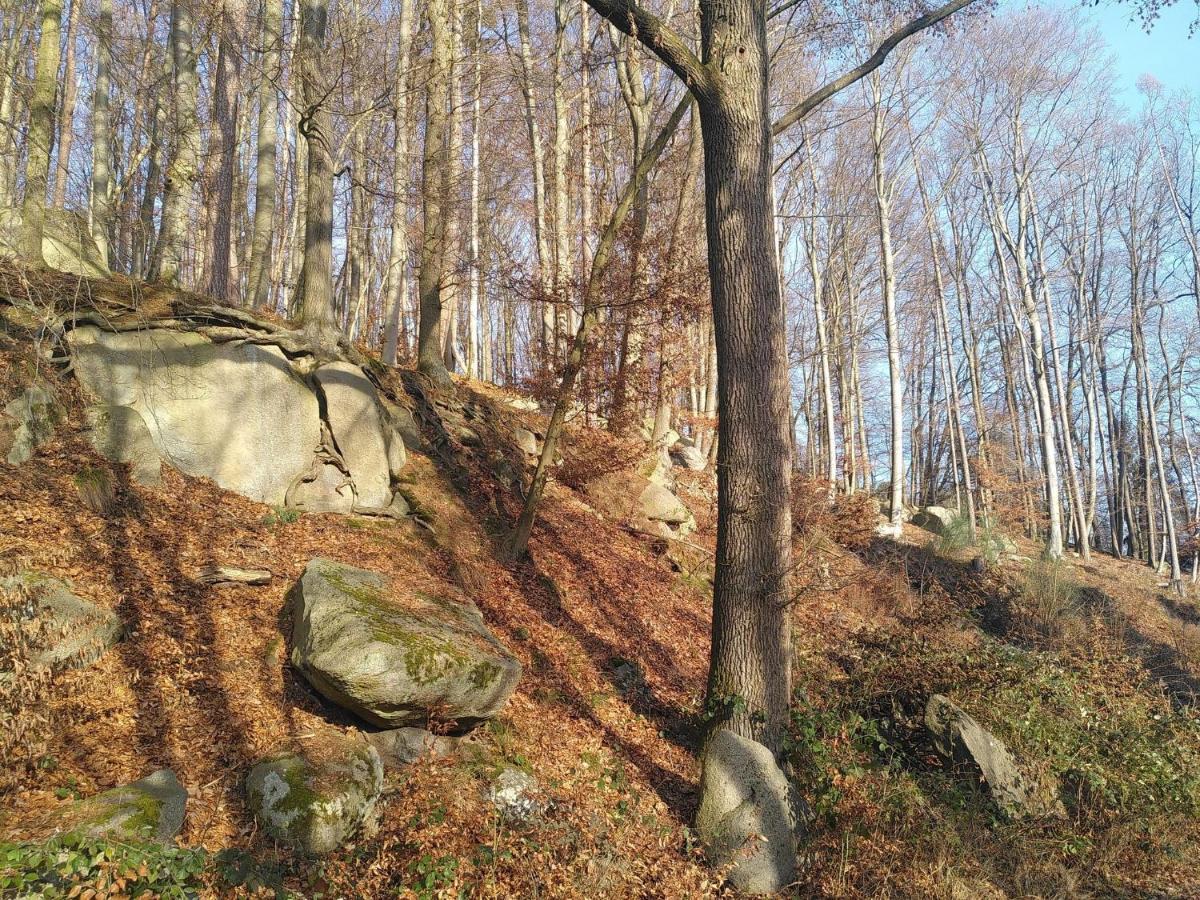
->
772;0;980;136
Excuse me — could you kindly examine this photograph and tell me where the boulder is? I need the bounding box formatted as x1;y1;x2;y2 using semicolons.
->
0;572;122;670
69;326;321;506
0;206;110;278
366;727;457;768
695;730;804;895
247;735;383;855
290;558;522;728
639;481;693;528
585;469;696;538
670;443;707;471
2;383;63;465
53;770;186;843
925;694;1061;819
911;506;958;535
313;362;406;511
512;426;539;456
85;404;161;485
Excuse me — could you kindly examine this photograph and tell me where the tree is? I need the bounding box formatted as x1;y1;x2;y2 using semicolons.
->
246;0;283;309
20;0;64;266
416;0;455;386
581;0;981;754
294;0;340;345
155;0;201;285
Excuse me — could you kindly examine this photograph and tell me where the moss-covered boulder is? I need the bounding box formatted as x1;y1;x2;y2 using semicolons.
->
53;770;186;843
246;734;383;855
290;558;521;729
1;382;63;465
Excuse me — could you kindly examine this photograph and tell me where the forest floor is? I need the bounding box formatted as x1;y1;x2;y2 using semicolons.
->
2;275;1200;897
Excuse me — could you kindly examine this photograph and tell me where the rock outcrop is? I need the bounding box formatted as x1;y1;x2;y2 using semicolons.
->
0;572;122;670
926;694;1062;819
1;382;63;465
52;770;186;843
584;456;697;540
246;735;383;855
670;442;707;471
0;207;110;278
695;730;805;895
67;324;411;514
290;558;522;729
911;506;958;535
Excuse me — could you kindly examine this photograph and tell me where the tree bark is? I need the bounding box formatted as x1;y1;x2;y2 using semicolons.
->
417;0;455;386
20;0;64;265
247;0;282;308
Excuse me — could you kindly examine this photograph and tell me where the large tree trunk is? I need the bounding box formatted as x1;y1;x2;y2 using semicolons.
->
696;53;792;754
207;21;241;302
295;0;340;344
156;0;202;285
20;0;64;265
247;0;282;308
417;0;454;386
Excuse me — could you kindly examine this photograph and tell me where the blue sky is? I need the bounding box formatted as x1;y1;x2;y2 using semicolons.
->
1068;0;1199;104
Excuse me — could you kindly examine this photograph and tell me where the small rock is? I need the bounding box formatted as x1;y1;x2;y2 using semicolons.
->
55;770;186;843
695;730;805;895
488;767;542;823
195;566;272;586
365;726;457;768
0;572;122;670
247;735;383;855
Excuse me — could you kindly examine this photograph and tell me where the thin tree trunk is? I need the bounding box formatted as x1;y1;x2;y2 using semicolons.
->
91;0;113;267
51;0;80;207
156;0;202;285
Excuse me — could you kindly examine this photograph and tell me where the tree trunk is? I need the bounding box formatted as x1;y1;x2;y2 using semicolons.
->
20;0;64;265
417;0;454;386
91;0;113;267
247;0;282;308
156;0;202;285
295;0;340;344
382;0;417;364
51;0;80;208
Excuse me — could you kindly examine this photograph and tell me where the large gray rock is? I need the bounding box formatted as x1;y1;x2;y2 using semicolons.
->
313;362;406;511
0;207;110;278
0;572;122;670
2;383;63;465
247;736;383;855
695;730;804;895
926;694;1061;819
911;506;958;535
290;558;522;728
54;770;186;843
512;426;539;456
69;326;321;505
670;443;707;471
85;404;162;485
585;466;696;538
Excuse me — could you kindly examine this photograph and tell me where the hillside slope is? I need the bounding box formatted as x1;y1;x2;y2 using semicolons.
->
3;267;1200;898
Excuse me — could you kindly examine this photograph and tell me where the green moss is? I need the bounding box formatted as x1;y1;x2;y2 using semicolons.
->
469;661;501;688
318;564;473;686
